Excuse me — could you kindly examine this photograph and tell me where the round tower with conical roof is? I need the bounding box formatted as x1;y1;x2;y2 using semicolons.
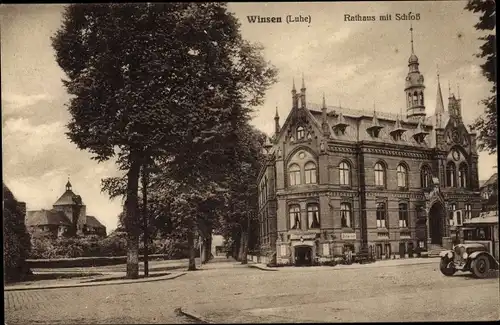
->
404;25;426;121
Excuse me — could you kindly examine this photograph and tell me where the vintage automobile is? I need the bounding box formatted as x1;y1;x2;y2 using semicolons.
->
439;243;499;278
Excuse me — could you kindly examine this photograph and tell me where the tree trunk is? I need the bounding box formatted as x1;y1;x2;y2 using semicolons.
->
206;234;212;262
125;155;141;279
142;163;149;277
187;220;197;271
238;232;246;261
241;214;251;264
200;237;207;264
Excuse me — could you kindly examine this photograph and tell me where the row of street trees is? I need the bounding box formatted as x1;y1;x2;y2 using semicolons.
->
52;3;276;278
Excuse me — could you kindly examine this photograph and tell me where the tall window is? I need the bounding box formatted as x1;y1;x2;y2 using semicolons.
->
307;204;320;229
374;162;385;187
449;203;456;225
340;203;352;228
264;177;268;201
297;126;305;140
446;162;456;187
397;164;408;188
289;164;301;186
305;162;317;184
398;203;409;228
458;163;468;188
339;162;350;186
289;205;301;230
465;204;472;220
376;202;387;228
420;166;431;188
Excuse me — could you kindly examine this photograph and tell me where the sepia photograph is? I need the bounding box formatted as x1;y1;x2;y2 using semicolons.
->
2;1;498;324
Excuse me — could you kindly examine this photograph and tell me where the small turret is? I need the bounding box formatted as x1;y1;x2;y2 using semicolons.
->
366;108;384;138
274;105;280;136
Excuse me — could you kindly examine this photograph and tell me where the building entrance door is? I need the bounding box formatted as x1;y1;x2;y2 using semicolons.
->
399;243;406;258
294;246;312;266
429;202;445;245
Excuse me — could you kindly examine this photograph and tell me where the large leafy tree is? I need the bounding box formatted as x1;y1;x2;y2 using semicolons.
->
219;125;267;262
466;0;496;154
53;3;276;278
3;184;32;282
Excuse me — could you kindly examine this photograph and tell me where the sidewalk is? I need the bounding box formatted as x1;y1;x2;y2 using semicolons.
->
4;271;186;291
248;257;441;271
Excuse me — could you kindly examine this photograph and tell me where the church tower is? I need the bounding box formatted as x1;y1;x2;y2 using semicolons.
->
404;25;426;121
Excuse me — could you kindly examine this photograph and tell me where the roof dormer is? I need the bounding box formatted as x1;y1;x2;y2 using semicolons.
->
333;112;349;135
413;118;429;143
366;110;384;138
390;115;406;141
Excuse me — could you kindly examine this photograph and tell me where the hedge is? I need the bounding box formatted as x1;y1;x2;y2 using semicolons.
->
27;254;176;268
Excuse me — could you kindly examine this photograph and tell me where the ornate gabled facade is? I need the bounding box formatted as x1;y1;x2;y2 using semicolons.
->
257;28;482;265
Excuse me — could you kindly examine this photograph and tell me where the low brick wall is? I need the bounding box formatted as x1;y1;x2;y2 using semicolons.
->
247;255;269;265
27;254;171;269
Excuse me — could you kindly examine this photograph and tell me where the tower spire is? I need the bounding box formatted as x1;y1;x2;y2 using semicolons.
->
66;176;72;191
435;69;445;116
292;78;296;92
274;104;280;136
322;92;326;109
301;72;305;90
410;23;414;54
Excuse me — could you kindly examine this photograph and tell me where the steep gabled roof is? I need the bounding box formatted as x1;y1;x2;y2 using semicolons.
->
86;215;106;228
26;209;71;226
53;189;84;206
481;173;498;188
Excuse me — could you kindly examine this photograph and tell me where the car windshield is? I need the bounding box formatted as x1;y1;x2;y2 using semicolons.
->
463;226;491;240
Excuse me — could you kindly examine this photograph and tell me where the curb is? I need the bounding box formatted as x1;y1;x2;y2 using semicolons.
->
178;307;212;324
5;272;187;292
247;264;279;271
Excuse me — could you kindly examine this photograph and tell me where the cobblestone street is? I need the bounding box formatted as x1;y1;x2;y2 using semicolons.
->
5;259;499;324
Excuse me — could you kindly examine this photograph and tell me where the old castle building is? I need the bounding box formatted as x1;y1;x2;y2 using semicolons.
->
257;28;482;265
26;179;107;238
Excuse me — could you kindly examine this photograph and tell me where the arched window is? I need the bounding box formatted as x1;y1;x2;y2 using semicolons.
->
307;204;320;229
339;161;351;186
289;164;301;186
446;162;456;187
420;165;431;188
413;91;418;105
374;162;385;187
458;163;468;188
289;205;301;230
297;126;305;140
419;92;424;105
305;162;317;184
397;164;408;188
407;93;412;107
340;203;352;228
376;202;387;228
398;203;408;228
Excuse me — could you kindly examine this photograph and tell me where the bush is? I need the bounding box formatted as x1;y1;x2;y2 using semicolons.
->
29;230;198;260
3;184;32;282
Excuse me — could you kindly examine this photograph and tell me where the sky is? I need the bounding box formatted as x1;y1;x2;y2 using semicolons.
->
2;2;497;233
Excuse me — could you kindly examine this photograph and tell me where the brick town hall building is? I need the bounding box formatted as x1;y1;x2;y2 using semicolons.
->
257;29;482;265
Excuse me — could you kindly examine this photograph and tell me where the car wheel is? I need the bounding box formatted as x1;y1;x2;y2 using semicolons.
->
471;255;490;278
439;259;456;276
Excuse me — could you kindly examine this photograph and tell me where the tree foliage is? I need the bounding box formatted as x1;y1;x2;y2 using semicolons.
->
53;3;276;276
3;184;32;282
465;0;497;154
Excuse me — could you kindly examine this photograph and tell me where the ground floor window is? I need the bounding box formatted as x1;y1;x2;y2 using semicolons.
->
376;202;387;228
